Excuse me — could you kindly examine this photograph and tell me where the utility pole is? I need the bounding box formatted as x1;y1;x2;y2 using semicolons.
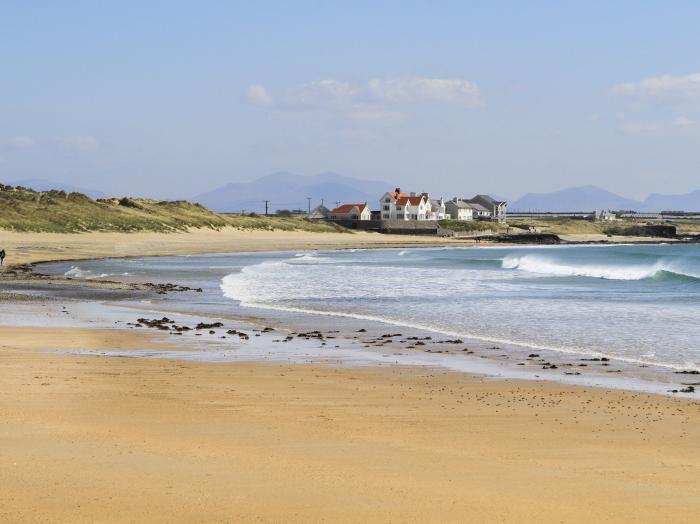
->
263;200;270;216
306;197;312;217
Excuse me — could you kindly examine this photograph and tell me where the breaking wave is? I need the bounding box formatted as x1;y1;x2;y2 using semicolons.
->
502;255;700;281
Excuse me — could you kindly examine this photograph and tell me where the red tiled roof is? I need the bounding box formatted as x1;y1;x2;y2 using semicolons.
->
386;191;409;200
331;203;367;214
396;196;424;206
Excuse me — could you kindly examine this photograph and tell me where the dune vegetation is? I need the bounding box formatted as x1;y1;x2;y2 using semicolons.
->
0;185;347;233
438;219;507;233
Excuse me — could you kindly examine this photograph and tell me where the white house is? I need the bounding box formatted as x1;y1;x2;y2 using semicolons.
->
308;204;331;219
428;198;447;220
379;188;432;220
594;209;618;221
469;195;507;222
467;202;492;219
329;202;371;220
445;199;475;221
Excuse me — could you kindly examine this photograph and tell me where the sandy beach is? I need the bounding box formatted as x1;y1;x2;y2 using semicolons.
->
0;228;472;268
0;227;682;268
1;229;699;522
1;327;699;523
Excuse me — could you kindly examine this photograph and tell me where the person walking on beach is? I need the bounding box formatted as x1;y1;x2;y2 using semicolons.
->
0;249;5;266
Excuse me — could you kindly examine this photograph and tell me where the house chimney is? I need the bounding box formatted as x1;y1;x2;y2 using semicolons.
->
395;187;401;193
421;192;428;198
410;192;416;197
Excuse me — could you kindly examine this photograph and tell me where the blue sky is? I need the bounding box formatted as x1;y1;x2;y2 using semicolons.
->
1;1;699;199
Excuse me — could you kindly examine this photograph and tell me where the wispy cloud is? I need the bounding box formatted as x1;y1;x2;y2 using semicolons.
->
283;76;481;108
245;76;481;129
612;73;700;100
672;115;694;128
367;77;480;105
620;122;662;136
246;84;274;107
620;116;695;135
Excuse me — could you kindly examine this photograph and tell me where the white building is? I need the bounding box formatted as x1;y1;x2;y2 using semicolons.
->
470;195;507;222
429;198;447;220
379;188;432;220
329;203;371;220
445;199;475;220
594;209;618;221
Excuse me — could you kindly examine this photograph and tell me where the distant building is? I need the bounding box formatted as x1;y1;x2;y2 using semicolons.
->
466;202;492;219
469;195;508;222
379;188;432;220
330;203;371;220
445;199;475;221
308;204;331;219
594;209;618;221
429;198;447;220
619;212;663;220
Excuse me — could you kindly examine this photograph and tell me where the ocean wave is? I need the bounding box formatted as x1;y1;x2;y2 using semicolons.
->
502;255;700;281
219;270;698;371
64;266;129;280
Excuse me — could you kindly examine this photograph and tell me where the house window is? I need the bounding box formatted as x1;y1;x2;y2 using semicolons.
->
383;205;389;211
383;213;390;219
384;198;391;203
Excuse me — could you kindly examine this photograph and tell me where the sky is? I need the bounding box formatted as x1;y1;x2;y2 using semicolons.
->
1;1;700;200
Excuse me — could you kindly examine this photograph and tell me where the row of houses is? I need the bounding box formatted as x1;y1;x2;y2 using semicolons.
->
319;188;507;223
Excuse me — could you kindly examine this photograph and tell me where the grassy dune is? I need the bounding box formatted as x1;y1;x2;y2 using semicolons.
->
438;219;507;233
0;185;346;233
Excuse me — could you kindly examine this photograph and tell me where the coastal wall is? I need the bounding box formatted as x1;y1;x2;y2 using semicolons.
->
328;219;454;236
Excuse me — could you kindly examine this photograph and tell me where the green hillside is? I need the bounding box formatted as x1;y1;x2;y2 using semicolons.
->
0;185;346;233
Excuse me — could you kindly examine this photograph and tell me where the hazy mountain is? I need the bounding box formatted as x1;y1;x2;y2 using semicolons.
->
643;190;700;212
193;172;394;213
511;185;643;212
3;178;106;199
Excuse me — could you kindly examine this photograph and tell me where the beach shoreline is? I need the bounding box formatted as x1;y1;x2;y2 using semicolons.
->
2;228;700;522
2;229;699;395
0;226;691;269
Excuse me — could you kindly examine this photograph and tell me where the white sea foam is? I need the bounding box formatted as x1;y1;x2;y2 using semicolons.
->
502;254;700;281
64;266;129;279
215;245;700;372
219;269;697;371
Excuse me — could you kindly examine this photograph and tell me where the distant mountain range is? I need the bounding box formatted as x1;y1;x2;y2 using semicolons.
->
2;178;106;199
4;175;700;213
193;172;394;213
510;185;700;212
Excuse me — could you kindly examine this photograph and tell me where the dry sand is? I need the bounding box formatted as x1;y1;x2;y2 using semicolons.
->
1;327;699;523
0;227;468;267
1;229;699;522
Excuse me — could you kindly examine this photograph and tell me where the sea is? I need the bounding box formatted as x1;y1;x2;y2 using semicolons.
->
40;243;700;388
